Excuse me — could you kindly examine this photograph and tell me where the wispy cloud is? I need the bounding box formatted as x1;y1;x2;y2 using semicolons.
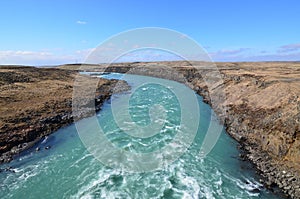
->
237;52;300;62
278;43;300;53
2;45;300;66
115;49;183;63
209;46;300;62
0;48;182;65
208;48;251;61
213;48;250;55
0;49;91;66
76;20;87;25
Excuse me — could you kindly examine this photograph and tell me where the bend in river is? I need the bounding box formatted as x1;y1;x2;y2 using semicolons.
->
0;73;283;199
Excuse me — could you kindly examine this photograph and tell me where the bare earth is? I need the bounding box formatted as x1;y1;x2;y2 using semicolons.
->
60;61;300;198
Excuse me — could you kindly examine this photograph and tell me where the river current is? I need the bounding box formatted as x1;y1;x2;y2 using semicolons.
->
0;73;281;199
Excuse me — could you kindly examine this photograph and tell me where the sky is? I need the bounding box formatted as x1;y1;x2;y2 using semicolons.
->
0;0;299;65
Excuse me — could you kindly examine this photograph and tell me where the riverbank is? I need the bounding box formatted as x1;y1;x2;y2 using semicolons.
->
59;61;300;198
0;66;129;163
0;71;282;199
1;62;299;198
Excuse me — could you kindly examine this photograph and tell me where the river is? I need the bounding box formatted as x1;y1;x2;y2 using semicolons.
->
0;73;282;199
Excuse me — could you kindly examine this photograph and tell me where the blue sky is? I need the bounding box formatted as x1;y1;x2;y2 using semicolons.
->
0;0;299;65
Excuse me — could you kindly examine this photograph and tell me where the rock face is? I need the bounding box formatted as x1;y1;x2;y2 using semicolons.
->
59;61;300;198
1;62;299;198
190;62;300;199
0;66;129;163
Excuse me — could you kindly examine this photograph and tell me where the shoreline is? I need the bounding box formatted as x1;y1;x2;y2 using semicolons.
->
1;62;299;198
59;61;299;198
0;66;130;164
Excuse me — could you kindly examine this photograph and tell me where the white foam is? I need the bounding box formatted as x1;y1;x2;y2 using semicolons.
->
69;152;92;169
72;169;120;199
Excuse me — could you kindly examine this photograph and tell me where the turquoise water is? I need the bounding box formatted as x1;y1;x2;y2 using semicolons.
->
0;74;282;199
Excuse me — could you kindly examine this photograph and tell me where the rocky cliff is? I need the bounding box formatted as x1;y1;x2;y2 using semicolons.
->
1;62;299;198
59;61;300;198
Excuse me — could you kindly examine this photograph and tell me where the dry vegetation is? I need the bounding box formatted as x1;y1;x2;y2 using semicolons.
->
0;66;125;162
1;62;299;197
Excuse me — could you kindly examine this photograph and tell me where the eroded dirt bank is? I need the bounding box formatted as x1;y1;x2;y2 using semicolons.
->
60;61;300;198
0;66;129;163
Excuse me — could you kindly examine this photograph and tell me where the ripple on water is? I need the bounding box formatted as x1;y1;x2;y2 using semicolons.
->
0;73;283;199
